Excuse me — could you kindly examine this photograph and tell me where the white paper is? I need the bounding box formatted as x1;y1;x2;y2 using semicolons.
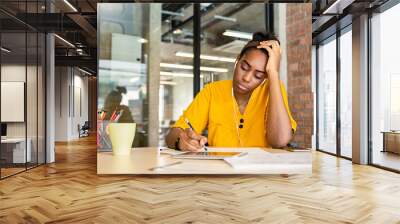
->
224;151;311;170
159;147;186;156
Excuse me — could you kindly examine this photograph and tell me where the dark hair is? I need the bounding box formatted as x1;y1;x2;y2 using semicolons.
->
116;86;127;94
237;32;280;60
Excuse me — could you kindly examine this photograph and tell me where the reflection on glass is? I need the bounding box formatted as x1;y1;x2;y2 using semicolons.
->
98;3;150;149
200;3;268;83
340;29;352;158
371;4;400;171
1;31;28;177
158;3;194;146
318;37;337;154
0;0;47;178
38;33;46;165
27;31;38;169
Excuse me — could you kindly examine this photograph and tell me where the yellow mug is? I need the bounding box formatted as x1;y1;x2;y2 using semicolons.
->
107;123;136;156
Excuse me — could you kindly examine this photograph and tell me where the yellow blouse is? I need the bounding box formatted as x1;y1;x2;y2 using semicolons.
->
173;80;297;147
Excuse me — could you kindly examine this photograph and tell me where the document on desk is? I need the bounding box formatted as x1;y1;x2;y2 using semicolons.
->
159;147;186;156
224;150;311;170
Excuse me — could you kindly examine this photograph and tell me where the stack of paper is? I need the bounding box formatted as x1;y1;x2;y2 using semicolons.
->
224;151;311;170
159;147;186;156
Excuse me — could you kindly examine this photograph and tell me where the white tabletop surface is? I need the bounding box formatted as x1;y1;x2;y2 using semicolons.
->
1;137;28;143
97;147;312;175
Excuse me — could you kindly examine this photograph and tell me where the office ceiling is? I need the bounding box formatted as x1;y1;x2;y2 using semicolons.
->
311;0;391;44
0;0;393;75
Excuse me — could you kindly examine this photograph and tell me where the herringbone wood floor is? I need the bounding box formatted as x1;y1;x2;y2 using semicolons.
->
1;136;400;224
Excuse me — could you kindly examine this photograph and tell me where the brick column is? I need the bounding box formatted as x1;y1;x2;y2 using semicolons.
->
286;4;313;148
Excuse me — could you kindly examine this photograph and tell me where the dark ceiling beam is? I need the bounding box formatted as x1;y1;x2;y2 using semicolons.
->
86;0;97;12
265;3;274;33
55;55;96;68
200;4;250;30
0;8;38;31
14;13;82;32
312;15;335;33
98;0;308;2
161;3;219;40
67;13;97;39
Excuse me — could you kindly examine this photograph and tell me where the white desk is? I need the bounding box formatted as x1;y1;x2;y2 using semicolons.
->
1;138;31;163
97;147;312;175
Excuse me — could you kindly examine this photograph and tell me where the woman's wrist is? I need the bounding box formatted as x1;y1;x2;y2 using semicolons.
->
268;71;280;81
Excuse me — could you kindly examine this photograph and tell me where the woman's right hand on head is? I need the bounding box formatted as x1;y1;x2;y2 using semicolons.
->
178;128;208;152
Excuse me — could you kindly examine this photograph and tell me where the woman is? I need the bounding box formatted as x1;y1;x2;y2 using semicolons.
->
166;32;297;151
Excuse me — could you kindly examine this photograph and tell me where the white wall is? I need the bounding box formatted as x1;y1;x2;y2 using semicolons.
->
1;64;46;163
0;65;41;138
55;67;89;141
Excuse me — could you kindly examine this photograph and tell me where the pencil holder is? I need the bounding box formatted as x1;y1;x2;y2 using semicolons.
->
107;123;136;156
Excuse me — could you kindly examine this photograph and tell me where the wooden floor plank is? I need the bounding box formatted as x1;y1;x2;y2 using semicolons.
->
0;135;400;223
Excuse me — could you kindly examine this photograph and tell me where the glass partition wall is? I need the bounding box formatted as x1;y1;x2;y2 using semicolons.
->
317;35;337;155
98;3;284;148
370;3;400;171
98;3;197;147
0;2;46;179
98;4;153;148
316;26;353;159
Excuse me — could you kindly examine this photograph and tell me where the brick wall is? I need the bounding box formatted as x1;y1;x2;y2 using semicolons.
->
286;4;313;148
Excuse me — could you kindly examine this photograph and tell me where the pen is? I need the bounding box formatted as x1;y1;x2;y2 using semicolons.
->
184;117;208;151
149;161;183;171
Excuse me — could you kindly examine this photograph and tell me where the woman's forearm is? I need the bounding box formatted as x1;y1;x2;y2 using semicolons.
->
266;73;292;148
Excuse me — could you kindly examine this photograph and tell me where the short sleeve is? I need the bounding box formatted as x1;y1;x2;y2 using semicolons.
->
280;82;297;132
172;84;211;134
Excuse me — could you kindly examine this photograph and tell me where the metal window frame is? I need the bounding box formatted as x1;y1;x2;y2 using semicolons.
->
315;23;353;162
193;3;201;97
367;0;400;172
315;0;400;172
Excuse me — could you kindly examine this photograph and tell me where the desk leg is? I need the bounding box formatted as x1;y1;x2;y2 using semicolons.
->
382;133;386;153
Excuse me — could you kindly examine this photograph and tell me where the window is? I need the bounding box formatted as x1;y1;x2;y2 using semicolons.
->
340;28;352;158
371;3;400;171
317;36;337;154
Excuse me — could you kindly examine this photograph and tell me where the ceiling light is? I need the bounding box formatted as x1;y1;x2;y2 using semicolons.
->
78;67;92;76
160;81;177;86
214;15;236;23
1;47;11;53
160;63;192;70
175;51;236;63
160;63;228;73
173;29;183;35
54;34;75;48
63;0;78;12
161;71;193;78
161;10;184;17
160;71;206;78
200;66;228;73
322;0;354;15
201;3;213;8
130;77;140;83
222;30;252;40
138;38;148;43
